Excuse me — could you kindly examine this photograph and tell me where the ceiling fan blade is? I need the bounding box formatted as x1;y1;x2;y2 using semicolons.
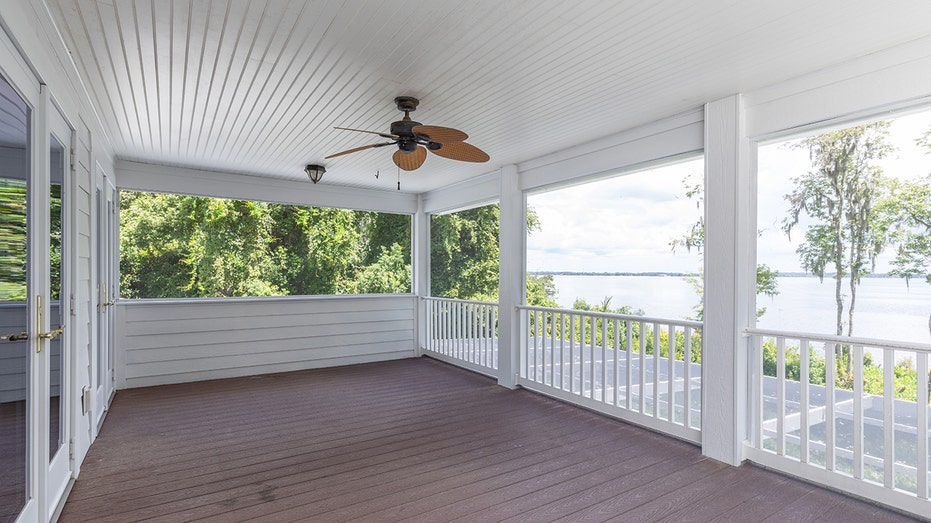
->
393;146;427;171
429;141;490;163
334;127;398;139
325;141;395;159
411;125;468;143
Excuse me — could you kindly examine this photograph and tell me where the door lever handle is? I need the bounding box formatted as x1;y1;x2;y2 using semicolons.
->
2;331;29;342
39;325;64;340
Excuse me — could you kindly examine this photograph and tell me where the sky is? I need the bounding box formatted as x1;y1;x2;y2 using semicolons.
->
527;109;931;274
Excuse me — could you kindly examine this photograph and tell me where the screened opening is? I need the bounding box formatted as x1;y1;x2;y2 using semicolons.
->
756;109;931;344
429;202;500;301
526;158;704;318
119;191;411;298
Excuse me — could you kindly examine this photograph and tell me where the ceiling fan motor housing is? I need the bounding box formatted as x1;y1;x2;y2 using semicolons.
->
397;139;418;153
390;118;422;137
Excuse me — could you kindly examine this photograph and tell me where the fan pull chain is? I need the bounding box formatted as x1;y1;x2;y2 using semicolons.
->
397;166;401;190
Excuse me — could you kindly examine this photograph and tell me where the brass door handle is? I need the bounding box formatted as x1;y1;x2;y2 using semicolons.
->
2;331;29;342
39;325;64;340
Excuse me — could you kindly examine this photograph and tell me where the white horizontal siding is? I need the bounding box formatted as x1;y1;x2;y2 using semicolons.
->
114;295;417;388
0;301;27;401
0;303;61;402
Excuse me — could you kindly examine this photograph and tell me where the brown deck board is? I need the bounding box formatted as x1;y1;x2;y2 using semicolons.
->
59;357;920;522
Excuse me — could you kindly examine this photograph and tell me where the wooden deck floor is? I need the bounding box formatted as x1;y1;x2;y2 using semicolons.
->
60;357;918;522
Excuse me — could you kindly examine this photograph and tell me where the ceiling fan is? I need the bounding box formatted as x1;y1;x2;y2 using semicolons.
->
326;96;489;171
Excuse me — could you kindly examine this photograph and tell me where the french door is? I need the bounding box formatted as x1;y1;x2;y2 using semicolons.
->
46;104;73;518
0;73;74;522
93;170;114;430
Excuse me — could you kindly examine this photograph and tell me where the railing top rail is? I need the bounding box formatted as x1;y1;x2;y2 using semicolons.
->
745;327;931;353
517;304;703;328
421;296;499;307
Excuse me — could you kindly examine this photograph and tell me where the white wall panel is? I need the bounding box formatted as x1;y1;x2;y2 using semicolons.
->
114;295;417;389
115;160;418;214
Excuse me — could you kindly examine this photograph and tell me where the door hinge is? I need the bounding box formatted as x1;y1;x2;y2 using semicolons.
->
69;148;76;171
69;439;74;460
81;386;91;415
70;294;76;316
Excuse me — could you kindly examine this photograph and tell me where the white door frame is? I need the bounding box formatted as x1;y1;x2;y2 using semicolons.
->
1;44;40;523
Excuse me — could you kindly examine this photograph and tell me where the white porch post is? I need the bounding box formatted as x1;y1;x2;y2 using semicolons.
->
702;95;757;465
412;194;430;356
497;164;525;389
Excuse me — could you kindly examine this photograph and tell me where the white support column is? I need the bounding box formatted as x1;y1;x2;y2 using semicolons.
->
412;194;430;355
702;95;757;466
497;164;525;389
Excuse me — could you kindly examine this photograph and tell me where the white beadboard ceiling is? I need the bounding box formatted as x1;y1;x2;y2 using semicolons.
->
45;0;931;194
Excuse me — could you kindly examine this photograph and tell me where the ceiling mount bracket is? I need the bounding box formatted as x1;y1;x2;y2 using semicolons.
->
394;96;419;113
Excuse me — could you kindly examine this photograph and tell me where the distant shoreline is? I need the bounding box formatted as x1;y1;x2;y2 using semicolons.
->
530;271;902;278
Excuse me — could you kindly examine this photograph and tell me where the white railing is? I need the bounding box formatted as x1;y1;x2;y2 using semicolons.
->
518;305;702;443
746;328;931;517
422;297;498;377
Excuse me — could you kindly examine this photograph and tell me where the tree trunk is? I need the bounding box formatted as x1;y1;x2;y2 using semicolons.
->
846;270;857;374
833;203;846;370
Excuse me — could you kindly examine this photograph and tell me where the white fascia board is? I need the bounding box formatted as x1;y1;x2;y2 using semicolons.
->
115;160;419;215
518;108;704;193
421;170;500;215
745;34;931;141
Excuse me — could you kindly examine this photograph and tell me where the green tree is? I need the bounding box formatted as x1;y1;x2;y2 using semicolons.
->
430;204;500;300
670;174;780;320
0;179;28;301
526;273;558;307
881;172;931;338
783;124;893;342
120;191;411;299
355;243;411;294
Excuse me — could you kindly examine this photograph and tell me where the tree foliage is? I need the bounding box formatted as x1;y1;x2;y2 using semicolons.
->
429;203;544;303
430;204;500;300
0;180;28;301
880;132;931;337
119;191;411;298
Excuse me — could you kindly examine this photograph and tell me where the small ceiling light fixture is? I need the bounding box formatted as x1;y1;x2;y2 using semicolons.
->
304;164;326;184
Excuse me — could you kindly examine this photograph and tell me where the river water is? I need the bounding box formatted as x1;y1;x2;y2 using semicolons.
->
549;274;931;345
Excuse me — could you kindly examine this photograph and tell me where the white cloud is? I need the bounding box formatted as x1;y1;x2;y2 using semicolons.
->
528;160;703;273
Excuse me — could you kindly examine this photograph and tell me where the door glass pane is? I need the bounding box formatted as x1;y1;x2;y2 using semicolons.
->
49;134;64;460
95;188;104;388
0;73;30;523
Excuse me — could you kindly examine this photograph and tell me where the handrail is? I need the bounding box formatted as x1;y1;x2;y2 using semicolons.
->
422;296;498;307
519;304;703;328
745;327;931;353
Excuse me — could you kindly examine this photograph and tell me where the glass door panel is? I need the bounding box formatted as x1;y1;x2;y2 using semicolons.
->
47;106;72;511
0;73;31;523
49;134;63;462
